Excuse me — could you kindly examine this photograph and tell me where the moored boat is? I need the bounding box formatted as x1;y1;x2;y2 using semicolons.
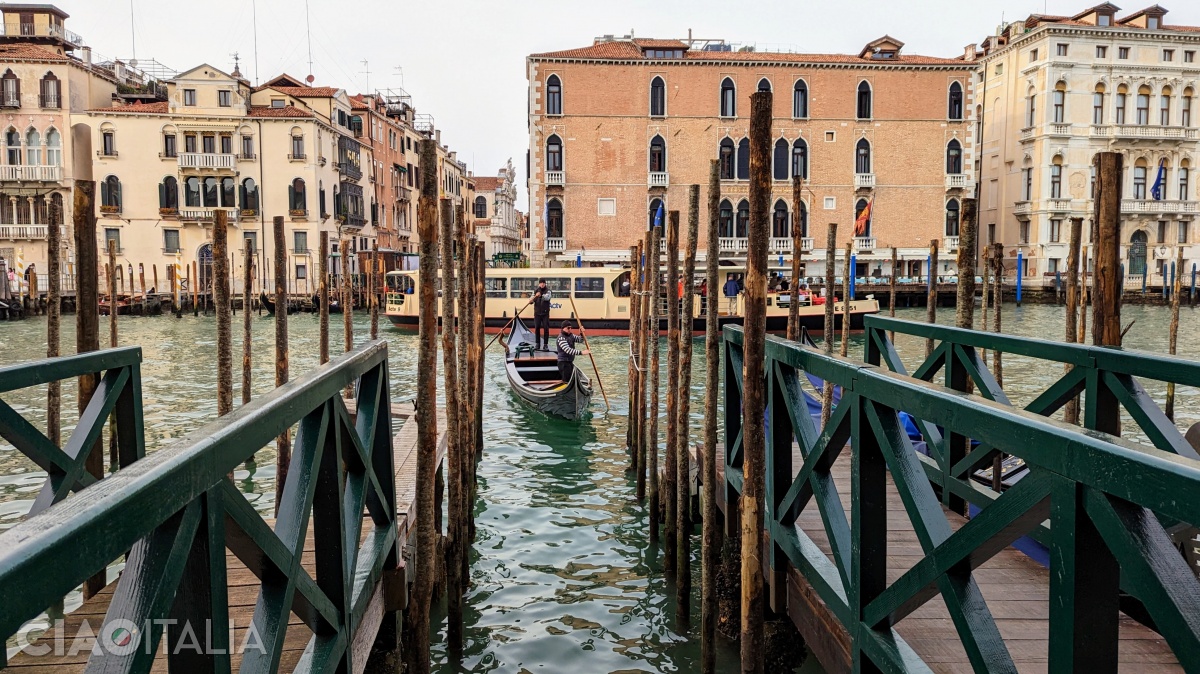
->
504;313;592;420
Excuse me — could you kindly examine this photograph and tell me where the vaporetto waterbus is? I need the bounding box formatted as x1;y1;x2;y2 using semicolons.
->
384;267;880;336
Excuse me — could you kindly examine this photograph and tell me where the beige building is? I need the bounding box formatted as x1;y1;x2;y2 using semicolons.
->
526;35;977;277
471;158;522;261
976;3;1200;282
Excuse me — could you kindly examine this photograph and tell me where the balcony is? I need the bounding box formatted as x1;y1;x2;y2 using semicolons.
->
545;171;565;187
1048;198;1073;212
0;225;48;240
768;237;814;254
1113;125;1200;141
1121;199;1200;215
944;236;959;253
648;172;669;188
854;173;875;190
1048;122;1072;137
178;153;236;171
854;237;876;252
945;174;969;190
1019;127;1035;142
1;22;84;47
1091;125;1111;138
719;237;749;254
0;165;61;182
1014;201;1032;215
179;208;239;223
38;94;59;109
397;186;412;202
0;95;19;109
546;237;565;252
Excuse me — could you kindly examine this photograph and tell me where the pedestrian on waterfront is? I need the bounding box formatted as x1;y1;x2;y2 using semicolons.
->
556;320;589;382
528;278;553;351
723;273;740;316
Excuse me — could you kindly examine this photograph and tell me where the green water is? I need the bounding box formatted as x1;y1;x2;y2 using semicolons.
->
1;301;1198;672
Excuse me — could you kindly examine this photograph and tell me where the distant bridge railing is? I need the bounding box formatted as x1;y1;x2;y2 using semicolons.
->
723;323;1200;672
0;340;398;672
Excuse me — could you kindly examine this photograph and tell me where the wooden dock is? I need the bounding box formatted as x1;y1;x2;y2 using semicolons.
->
6;402;447;674
704;443;1182;674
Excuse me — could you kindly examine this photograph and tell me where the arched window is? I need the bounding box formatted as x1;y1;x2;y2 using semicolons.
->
5;128;19;165
719;137;735;179
547;198;563;237
855;198;871;237
241;178;258;212
857;81;872;119
945;199;961;237
736;137;750;180
948;82;963;120
202;177;218;207
100;175;122;211
289;178;307;212
735;199;749;237
185;177;200;207
855;138;871;174
160;176;178;211
473;195;487;219
546;75;562;115
648;197;664;230
1137;85;1151;125
1133;158;1147;199
1184;87;1194;127
720;77;736;117
1027;89;1037;127
793;80;808;118
650;76;666;117
797;200;808;238
772;199;789;238
45;128;60;166
1161;85;1173;126
946;139;962;174
1053;81;1066;123
773;138;789;181
649;134;666;172
1093;83;1106;125
1;69;20;107
1050;156;1063;199
718;199;734;237
546;134;562;172
757;78;772;93
1115;84;1128;125
39;72;59;108
24;129;39;165
792;138;808;179
220;177;236;207
1180;159;1191;200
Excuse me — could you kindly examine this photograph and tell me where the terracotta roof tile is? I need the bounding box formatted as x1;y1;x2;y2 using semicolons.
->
88;100;168;114
632;39;689;49
531;41;970;65
272;86;340;98
0;44;68;61
472;176;501;191
248;105;314;118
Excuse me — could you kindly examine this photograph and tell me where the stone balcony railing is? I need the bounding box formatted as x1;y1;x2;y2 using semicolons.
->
544;171;565;187
943;235;960;253
854;237;876;252
546;237;564;252
1014;201;1032;215
0;165;62;182
768;237;814;253
1048;198;1073;212
178;153;237;170
719;237;750;254
1113;125;1200;141
648;171;669;188
854;173;875;190
1020;126;1035;142
945;174;969;190
0;224;50;240
179;207;239;223
1048;122;1072;136
1121;199;1200;214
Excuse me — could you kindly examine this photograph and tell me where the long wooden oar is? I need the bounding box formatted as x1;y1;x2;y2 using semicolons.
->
569;295;610;411
485;304;527;351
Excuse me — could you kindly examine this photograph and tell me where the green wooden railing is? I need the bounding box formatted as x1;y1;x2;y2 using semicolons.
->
0;340;398;673
723;323;1200;672
0;346;145;516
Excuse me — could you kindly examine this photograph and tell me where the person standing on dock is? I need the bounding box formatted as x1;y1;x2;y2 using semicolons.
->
556;321;589;382
528;278;552;351
723;273;740;316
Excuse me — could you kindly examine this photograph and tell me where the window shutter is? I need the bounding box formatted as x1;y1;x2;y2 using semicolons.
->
239;184;246;210
288;184;295;210
100;180;109;206
159;182;166;209
115;182;121;210
14;76;20;105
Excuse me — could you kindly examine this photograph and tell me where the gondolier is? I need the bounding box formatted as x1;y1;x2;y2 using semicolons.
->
528;278;552;350
556;321;589;382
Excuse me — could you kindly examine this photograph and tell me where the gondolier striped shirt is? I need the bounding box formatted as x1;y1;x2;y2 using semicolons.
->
557;332;582;362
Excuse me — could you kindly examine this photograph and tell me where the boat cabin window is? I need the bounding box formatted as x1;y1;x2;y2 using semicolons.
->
574;277;606;299
511;276;571;298
613;271;632;297
485;277;508;298
387;275;415;294
511;277;538;298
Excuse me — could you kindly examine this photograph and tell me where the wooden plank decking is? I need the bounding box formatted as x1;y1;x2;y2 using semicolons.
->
6;402;447;673
703;443;1182;674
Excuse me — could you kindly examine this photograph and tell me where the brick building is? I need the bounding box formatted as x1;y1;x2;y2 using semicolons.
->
470;159;522;261
526;35;977;276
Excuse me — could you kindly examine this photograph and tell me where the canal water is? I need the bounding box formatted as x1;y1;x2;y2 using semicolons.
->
1;302;1198;671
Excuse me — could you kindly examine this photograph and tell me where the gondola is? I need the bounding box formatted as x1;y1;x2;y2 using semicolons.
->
260;292;300;315
504;313;592;420
311;293;343;314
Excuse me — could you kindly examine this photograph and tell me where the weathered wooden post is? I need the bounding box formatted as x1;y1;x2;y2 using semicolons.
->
1167;246;1184;421
787;175;803;341
438;197;465;655
371;240;380;340
664;209;680;573
242;241;253;405
319;232;330;364
637;228;654;501
151;264;159;309
342;235;354;398
106;242;119;472
842;240;852;358
214;210;232;417
138;264;146;316
1080;241;1089;343
627;242;640;461
471;241;486;539
46;197;61;447
701;158;720;674
192;260;199;316
1064;218;1083;425
982;245;992;336
272;216;290;514
889;246;898;342
74;180;104;599
1093;152;1124;352
676;184;699;622
170;258;179;317
738;88;772;674
926;240;939;357
992;243;1004;387
408;138;440;674
822;224;836;427
955;200;978;332
455;205;474;586
647;220;662;545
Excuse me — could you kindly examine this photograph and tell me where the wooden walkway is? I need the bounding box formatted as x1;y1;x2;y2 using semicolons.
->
706;443;1182;674
7;403;447;674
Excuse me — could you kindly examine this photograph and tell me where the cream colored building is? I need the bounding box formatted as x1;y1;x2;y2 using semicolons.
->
976;3;1200;283
471;159;522;261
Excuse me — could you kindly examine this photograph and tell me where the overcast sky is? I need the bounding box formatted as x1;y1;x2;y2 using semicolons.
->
63;0;1200;210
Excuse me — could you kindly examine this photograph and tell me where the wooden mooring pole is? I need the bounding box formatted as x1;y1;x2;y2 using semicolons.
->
647;220;661;545
471;240;486;541
664;209;680;573
138;264;146;316
992;243;1004;387
787;175;803;342
342;235;354;398
701;158;720;674
926;240;939;357
841;240;851;358
1167;246;1184;421
214;210;232;417
319;232;330;365
192;260;198;316
242;241;253;406
955;200;978;333
74;179;103;599
1064;217;1083;425
439;197;465;656
821;223;836;427
46;197;61;448
628;242;641;465
676;184;699;623
740;88;772;674
637;228;654;501
408;138;440;674
1093;152;1124;352
371;240;380;340
106;241;118;473
272;216;290;514
889;246;898;343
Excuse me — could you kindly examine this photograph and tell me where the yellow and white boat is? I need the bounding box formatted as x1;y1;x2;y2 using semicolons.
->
384;267;879;336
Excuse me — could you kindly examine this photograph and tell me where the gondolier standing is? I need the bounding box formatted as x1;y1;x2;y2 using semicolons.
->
528;278;552;350
556;321;590;382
